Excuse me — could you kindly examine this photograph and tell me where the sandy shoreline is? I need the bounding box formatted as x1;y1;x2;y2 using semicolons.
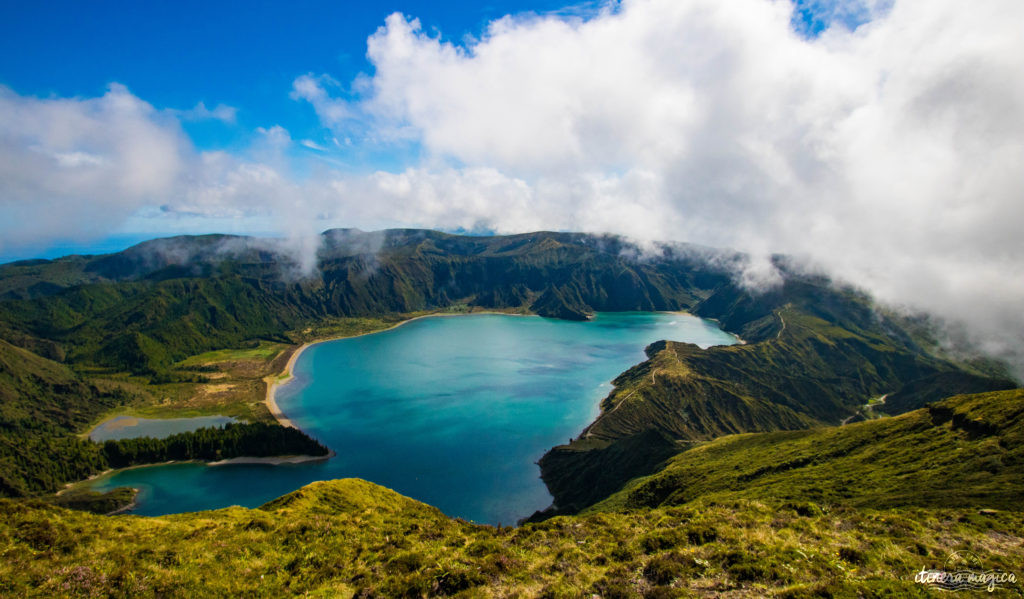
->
208;451;336;466
263;310;531;429
265;347;305;428
58;468;115;495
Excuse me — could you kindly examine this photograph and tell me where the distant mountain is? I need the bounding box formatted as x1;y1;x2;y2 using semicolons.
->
0;230;733;376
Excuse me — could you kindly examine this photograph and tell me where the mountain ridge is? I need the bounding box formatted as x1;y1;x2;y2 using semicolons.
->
535;277;1016;515
0;229;1014;512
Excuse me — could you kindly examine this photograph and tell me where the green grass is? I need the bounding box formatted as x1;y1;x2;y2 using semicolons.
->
1;479;1020;597
176;341;289;367
591;389;1024;514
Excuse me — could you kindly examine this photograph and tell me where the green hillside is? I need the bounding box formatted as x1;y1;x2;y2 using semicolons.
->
0;230;733;377
0;338;121;496
594;388;1024;512
536;280;1016;515
6;388;1018;596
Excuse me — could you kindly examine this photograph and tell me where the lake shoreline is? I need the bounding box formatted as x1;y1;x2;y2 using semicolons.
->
264;309;740;431
105;488;140;515
208;451;336;466
264;310;535;429
68;450;337;503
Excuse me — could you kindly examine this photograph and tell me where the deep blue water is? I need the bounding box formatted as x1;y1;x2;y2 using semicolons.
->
88;415;239;442
90;313;737;524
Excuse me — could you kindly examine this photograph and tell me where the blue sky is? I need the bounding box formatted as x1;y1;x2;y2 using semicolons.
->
0;0;608;261
1;1;605;163
0;0;860;263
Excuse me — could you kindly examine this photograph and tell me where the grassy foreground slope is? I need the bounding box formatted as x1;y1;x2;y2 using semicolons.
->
4;493;1021;599
3;390;1023;597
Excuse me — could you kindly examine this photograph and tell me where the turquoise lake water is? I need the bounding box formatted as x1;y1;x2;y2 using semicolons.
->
88;415;239;442
90;313;737;524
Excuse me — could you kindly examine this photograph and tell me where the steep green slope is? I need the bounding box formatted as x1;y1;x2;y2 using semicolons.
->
881;371;1017;414
0;339;122;496
537;279;1016;514
0;277;324;374
594;388;1024;513
2;477;1021;597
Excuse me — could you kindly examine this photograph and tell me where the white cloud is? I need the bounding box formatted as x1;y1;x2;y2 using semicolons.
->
0;86;323;270
300;139;328;151
173;101;238;123
0;83;187;246
293;0;1024;373
290;74;354;131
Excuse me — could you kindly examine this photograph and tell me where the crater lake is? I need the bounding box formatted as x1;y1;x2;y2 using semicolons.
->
90;313;738;524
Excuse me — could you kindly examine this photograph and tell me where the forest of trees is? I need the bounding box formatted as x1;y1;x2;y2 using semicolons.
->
101;423;329;468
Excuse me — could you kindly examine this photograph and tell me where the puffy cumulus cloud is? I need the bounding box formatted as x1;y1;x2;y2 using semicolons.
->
0;85;327;271
332;167;674;242
0;83;187;246
296;0;1024;373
